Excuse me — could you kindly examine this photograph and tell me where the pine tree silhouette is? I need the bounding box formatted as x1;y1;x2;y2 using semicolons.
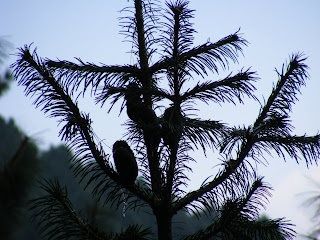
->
12;1;320;239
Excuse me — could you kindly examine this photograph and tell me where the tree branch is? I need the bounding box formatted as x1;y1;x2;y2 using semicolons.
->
165;5;183;207
14;46;152;206
172;131;254;214
150;32;246;75
256;135;320;165
47;59;138;74
135;0;149;73
181;69;258;104
46;59;139;93
30;178;108;240
254;53;308;127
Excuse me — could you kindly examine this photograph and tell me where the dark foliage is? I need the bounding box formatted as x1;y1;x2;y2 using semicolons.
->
0;117;40;239
30;178;151;240
0;38;13;96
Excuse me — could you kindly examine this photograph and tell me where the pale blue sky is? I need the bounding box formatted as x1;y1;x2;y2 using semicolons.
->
1;0;320;237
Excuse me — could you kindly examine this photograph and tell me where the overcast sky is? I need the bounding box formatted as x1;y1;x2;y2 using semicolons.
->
1;0;320;237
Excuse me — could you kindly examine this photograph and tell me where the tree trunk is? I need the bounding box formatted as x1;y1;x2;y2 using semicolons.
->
156;212;172;240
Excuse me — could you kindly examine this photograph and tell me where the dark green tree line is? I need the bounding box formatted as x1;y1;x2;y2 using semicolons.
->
0;38;13;96
0;119;39;239
300;179;320;240
12;1;320;239
0;117;134;239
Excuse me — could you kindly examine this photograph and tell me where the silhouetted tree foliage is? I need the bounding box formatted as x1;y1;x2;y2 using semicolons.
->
0;38;13;96
300;179;320;240
12;0;320;239
0;117;40;239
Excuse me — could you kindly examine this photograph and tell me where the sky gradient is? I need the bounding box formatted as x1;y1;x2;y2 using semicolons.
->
1;0;320;237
